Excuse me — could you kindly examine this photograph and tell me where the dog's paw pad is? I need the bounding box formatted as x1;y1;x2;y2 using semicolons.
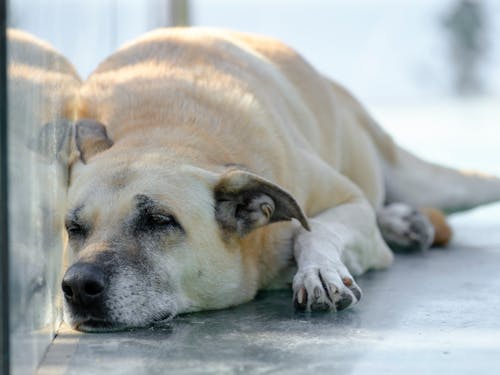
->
377;203;435;252
336;293;353;311
292;267;362;312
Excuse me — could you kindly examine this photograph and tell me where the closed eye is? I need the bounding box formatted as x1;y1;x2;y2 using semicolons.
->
65;220;88;239
135;212;182;234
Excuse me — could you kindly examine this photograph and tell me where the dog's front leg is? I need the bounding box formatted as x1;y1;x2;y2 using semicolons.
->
293;197;393;312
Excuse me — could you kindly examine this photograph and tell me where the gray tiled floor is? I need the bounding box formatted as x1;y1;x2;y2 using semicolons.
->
38;203;500;375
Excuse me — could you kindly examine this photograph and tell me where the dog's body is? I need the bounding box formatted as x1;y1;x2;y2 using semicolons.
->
56;28;500;331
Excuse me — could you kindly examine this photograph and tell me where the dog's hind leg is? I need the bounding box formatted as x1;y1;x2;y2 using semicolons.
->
376;203;452;252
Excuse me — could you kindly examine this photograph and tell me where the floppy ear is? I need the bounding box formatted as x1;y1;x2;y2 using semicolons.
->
33;118;112;164
214;170;310;237
31;119;76;164
74;119;113;163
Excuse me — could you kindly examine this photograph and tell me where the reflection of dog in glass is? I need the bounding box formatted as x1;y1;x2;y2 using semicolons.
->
41;29;500;332
8;29;81;331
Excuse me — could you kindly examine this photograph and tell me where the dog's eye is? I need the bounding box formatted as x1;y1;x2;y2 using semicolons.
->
149;214;176;227
138;213;182;233
65;220;87;239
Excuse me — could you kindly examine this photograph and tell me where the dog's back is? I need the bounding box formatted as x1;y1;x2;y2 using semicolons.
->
78;28;388;213
79;27;500;216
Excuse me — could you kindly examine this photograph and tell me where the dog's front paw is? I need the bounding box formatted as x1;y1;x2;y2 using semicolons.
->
292;266;362;312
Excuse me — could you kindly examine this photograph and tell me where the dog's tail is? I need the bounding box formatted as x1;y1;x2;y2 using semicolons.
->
382;147;500;214
328;80;500;214
367;114;500;214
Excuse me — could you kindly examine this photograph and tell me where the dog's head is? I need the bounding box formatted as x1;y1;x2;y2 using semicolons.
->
45;119;308;331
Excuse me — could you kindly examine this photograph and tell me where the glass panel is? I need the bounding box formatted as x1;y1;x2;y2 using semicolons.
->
7;27;74;375
1;2;10;374
6;1;180;373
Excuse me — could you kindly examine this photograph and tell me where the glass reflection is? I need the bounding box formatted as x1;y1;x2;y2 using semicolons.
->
7;29;80;374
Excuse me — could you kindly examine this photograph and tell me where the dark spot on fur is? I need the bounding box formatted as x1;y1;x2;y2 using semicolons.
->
135;194;156;211
110;172;130;190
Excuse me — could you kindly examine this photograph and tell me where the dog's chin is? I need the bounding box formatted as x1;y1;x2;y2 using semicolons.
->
69;312;174;333
73;318;128;333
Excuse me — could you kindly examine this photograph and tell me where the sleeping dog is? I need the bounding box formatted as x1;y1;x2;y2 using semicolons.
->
50;28;500;331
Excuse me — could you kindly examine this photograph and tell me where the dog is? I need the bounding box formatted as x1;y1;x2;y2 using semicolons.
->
46;28;500;332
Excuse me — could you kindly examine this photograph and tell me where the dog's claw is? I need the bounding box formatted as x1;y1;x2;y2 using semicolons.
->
293;267;361;312
349;285;362;301
294;287;308;310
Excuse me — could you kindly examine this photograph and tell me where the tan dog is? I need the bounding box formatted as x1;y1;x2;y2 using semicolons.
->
53;28;500;331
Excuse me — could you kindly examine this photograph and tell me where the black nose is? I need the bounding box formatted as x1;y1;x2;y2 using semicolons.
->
62;263;106;306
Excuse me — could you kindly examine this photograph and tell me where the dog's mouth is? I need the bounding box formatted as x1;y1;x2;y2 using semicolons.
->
151;312;174;326
72;312;174;332
74;318;126;333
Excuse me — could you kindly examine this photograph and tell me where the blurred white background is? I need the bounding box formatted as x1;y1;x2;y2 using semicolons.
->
193;0;500;103
10;0;500;98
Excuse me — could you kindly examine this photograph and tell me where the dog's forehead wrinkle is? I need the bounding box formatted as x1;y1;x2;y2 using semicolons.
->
109;169;134;190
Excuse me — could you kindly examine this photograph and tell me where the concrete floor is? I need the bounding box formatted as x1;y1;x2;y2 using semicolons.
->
38;203;500;375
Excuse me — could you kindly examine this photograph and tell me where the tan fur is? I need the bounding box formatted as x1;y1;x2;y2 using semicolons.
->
78;28;387;208
62;27;500;330
420;208;453;246
74;28;391;290
26;26;498;331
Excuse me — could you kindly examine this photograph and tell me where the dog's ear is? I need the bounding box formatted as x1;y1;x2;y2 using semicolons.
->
214;170;310;237
31;119;76;164
33;118;113;165
74;119;113;163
